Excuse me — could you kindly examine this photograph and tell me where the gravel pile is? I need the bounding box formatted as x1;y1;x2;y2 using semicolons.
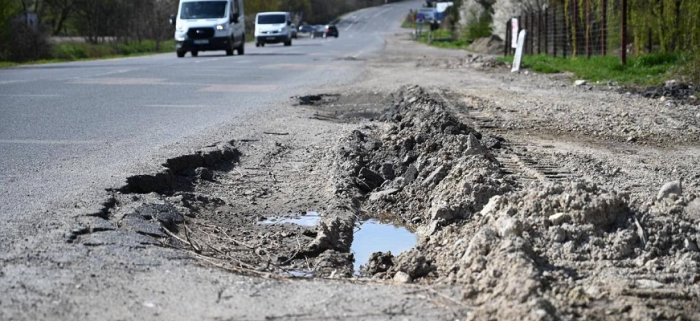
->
334;86;700;320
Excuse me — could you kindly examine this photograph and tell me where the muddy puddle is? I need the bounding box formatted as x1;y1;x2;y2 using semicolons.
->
352;220;417;275
258;211;321;227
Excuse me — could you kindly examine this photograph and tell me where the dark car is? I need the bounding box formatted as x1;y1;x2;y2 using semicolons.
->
324;25;339;38
298;25;314;34
310;25;325;38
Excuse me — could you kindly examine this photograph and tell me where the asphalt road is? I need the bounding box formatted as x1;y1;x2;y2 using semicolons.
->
0;1;448;320
0;2;416;222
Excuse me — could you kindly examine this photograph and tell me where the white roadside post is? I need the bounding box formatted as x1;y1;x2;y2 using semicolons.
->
511;30;527;73
510;18;519;50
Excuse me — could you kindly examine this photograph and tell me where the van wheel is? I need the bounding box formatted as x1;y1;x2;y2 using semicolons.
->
284;39;291;46
226;38;234;56
191;51;198;57
255;42;259;47
176;50;185;58
236;37;245;55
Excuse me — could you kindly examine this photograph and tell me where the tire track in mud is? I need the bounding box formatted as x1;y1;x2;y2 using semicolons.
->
435;90;581;184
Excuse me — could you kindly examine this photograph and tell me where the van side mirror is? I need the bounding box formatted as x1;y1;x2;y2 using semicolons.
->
287;21;291;26
169;14;176;26
231;14;239;23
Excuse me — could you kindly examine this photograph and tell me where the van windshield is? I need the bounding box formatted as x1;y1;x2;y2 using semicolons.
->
180;1;227;19
257;14;286;24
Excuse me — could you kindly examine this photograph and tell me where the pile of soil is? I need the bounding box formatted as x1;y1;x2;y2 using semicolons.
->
333;86;700;320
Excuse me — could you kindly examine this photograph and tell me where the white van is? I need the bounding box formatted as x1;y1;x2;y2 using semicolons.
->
169;0;245;58
254;12;293;47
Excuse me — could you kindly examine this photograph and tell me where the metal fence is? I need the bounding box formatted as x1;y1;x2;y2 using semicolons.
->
505;0;632;64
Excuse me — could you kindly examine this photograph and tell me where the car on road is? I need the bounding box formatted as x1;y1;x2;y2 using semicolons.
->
325;25;339;38
310;25;325;39
254;11;293;47
170;0;246;58
298;25;314;35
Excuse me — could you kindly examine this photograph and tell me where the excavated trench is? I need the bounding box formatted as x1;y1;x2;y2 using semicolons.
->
67;86;700;320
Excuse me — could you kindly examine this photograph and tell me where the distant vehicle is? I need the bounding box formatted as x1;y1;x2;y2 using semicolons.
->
254;11;293;47
290;23;298;39
417;7;437;22
298;25;314;34
324;25;339;38
170;0;246;58
310;25;325;39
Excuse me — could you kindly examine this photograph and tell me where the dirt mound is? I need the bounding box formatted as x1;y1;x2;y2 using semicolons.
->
334;86;700;319
467;35;503;55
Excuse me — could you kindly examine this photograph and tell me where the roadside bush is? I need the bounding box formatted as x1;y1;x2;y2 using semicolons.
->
634;52;679;68
6;22;51;62
677;49;700;85
462;8;492;41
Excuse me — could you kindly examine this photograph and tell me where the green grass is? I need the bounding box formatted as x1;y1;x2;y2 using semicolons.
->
498;53;683;85
0;61;19;68
0;40;175;67
52;40;175;60
414;29;469;49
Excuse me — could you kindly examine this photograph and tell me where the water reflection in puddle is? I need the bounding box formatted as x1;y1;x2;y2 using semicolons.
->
352;219;417;274
258;211;321;227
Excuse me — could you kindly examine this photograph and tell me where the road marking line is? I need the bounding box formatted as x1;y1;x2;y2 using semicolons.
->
0;139;101;145
372;8;391;19
70;78;165;85
345;18;358;31
0;94;62;97
142;104;209;108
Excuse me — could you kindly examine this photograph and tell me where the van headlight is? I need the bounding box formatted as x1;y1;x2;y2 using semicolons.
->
216;24;226;30
176;25;186;32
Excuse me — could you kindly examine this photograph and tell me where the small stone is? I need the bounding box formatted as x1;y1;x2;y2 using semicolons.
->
574;80;588;87
657;180;682;200
634;279;664;289
552;227;566;243
495;217;523;238
479;196;504;216
627;136;637;143
368;188;400;202
403;165;419;184
660;96;667;102
464;133;485;156
685;238;698;252
380;162;395;180
430;203;454;221
664;79;677;88
549;213;570;225
421;165;448;187
393;271;412;284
